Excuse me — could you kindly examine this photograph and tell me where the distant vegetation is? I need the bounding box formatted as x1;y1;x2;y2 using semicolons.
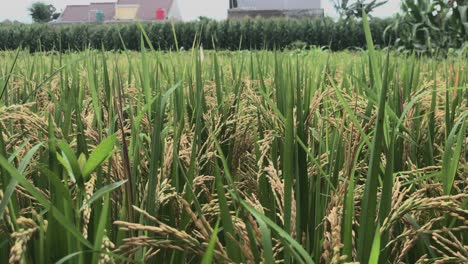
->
385;0;467;53
28;2;58;24
332;0;389;20
0;17;394;52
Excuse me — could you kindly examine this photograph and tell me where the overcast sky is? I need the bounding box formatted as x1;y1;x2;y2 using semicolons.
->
0;0;401;23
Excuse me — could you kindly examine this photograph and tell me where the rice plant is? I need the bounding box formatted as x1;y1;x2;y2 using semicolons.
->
0;16;466;264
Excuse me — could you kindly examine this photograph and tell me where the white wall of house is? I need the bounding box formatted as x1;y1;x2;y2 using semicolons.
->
237;0;321;10
169;0;229;21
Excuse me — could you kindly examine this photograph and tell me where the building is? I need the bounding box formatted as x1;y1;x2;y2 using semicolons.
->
56;0;171;23
54;0;228;24
228;0;324;19
57;5;94;23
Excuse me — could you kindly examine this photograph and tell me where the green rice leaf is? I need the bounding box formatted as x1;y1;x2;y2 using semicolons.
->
82;134;117;179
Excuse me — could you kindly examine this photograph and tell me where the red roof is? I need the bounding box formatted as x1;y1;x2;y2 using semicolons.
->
117;0;140;4
59;5;91;22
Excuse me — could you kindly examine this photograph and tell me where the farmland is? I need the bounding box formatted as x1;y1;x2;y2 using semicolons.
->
0;23;467;263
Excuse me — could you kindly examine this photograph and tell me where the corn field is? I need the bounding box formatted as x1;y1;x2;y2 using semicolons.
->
0;18;467;264
0;17;394;52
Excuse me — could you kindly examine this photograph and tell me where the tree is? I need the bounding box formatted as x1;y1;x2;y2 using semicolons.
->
332;0;388;19
28;2;56;23
52;13;61;20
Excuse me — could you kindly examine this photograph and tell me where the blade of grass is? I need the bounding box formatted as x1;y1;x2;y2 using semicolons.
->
369;223;381;264
0;48;20;102
440;114;467;195
80;180;127;211
214;163;242;262
201;219;220;264
82;134;117;178
357;11;390;263
0;155;93;248
0;143;42;218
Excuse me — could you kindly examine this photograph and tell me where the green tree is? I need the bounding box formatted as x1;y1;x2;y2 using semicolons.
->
52;13;61;20
28;2;56;23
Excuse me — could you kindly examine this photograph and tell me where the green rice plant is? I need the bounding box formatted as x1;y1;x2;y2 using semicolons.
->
357;11;390;263
0;21;466;264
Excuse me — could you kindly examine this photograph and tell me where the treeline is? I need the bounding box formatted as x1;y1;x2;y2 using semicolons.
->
0;17;395;52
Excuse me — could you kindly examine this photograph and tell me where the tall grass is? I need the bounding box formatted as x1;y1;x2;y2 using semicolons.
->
0;19;466;263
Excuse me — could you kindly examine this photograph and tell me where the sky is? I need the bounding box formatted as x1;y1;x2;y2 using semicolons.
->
0;0;402;23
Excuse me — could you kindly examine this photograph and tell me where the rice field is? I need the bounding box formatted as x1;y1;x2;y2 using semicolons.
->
0;22;467;264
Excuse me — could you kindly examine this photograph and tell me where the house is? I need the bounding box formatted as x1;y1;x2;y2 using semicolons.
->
55;2;117;24
89;2;116;22
114;0;174;21
114;0;139;20
55;0;170;23
57;5;93;23
229;0;324;19
54;0;228;24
